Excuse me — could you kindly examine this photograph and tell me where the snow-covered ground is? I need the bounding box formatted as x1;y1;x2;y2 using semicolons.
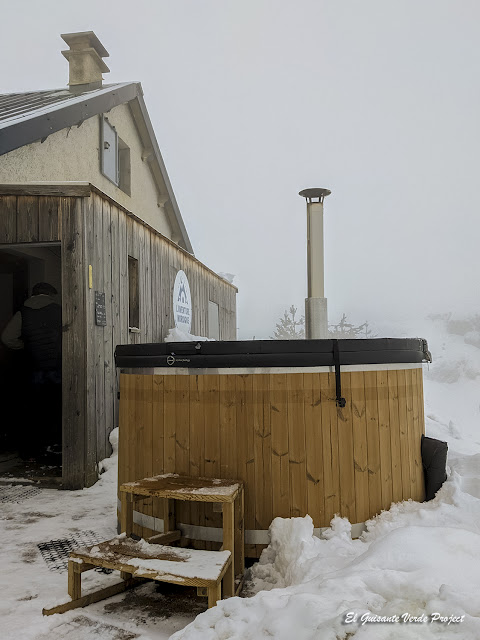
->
0;430;202;640
1;315;479;639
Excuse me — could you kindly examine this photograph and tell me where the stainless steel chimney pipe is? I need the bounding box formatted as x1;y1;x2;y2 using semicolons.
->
299;188;331;339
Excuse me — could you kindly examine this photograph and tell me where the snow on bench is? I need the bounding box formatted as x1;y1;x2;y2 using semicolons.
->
72;534;232;585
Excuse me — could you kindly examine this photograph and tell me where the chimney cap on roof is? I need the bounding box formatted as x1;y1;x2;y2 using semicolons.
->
299;188;331;203
61;30;110;91
61;31;110;58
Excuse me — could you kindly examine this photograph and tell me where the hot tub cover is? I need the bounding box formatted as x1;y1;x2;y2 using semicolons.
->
115;338;431;369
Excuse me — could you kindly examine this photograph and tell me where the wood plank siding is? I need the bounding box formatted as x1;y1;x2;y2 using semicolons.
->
0;187;237;488
118;367;426;556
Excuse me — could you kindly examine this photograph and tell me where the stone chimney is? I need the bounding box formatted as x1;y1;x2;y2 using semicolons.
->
61;31;110;92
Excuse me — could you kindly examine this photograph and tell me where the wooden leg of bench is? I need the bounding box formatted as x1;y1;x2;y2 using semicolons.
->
207;582;222;609
160;498;176;533
68;561;81;600
120;571;132;580
120;492;134;536
222;502;235;598
43;578;142;616
234;488;245;579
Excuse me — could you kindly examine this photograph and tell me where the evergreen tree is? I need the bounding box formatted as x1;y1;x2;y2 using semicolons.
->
329;313;373;339
270;305;305;340
271;308;373;340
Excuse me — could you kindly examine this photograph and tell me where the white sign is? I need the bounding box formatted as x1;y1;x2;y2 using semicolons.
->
173;270;192;333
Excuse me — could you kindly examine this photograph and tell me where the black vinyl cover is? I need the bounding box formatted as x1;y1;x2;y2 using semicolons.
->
421;435;448;501
115;338;431;369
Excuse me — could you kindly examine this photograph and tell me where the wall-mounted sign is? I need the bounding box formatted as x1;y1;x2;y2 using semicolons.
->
173;270;192;333
95;291;107;326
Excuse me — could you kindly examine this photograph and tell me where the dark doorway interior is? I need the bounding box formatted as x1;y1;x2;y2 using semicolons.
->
0;244;62;483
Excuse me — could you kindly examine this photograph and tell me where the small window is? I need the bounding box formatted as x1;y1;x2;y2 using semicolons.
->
208;301;219;340
100;116;131;195
101;117;118;184
128;256;139;331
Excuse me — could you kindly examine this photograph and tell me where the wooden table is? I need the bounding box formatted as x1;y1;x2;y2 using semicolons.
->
120;473;244;597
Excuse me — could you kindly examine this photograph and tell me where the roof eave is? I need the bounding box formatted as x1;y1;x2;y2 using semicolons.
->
0;83;138;156
129;91;193;255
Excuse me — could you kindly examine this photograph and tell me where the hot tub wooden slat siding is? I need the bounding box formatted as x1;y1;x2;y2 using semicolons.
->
352;372;369;523
364;371;382;518
413;368;426;492
377;371;393;508
253;374;272;558
397;369;411;500
338;372;356;523
118;368;426;552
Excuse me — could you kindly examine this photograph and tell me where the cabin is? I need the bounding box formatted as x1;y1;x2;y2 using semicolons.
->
0;32;237;489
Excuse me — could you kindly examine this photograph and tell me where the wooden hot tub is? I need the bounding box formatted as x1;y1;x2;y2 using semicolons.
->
115;338;430;557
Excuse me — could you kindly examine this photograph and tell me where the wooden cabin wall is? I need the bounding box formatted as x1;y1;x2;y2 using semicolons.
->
0;189;237;489
61;198;88;489
118;367;426;557
0;194;63;244
84;192;237;486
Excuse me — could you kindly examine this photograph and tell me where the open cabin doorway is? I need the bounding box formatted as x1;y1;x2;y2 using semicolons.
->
0;243;62;484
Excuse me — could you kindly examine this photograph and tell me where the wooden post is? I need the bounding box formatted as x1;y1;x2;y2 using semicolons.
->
68;561;81;600
208;582;222;608
161;498;176;533
222;501;235;597
234;487;245;580
120;492;134;535
61;197;87;489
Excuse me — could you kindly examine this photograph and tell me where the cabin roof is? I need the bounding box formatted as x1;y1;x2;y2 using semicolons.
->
0;82;193;254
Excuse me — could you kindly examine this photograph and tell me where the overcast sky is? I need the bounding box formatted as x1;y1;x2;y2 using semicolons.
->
2;1;479;339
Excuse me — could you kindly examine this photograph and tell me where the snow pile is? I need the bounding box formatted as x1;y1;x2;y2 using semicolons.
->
164;327;213;342
247;516;358;592
97;424;119;477
422;313;480;455
172;469;480;640
217;272;236;285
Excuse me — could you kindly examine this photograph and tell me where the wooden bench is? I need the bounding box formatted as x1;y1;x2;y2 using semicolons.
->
43;535;232;616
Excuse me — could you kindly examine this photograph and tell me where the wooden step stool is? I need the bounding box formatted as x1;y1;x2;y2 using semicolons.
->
119;473;245;598
43;474;244;616
43;535;231;615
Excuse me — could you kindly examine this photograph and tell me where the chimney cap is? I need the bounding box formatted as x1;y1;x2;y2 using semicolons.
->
299;188;331;203
61;31;109;58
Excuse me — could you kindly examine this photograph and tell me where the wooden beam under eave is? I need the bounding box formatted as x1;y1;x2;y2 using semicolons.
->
0;183;92;197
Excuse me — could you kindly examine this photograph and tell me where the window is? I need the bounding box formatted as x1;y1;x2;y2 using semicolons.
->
100;116;131;195
208;301;220;340
101;117;117;183
128;256;139;331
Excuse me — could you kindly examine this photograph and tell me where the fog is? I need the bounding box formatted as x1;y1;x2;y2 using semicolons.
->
2;1;479;339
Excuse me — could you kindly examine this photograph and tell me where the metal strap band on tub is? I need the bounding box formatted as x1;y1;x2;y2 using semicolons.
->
117;501;366;542
333;339;346;408
177;522;365;543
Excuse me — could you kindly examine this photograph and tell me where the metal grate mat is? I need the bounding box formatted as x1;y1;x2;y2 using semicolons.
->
38;530;114;573
0;485;41;503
